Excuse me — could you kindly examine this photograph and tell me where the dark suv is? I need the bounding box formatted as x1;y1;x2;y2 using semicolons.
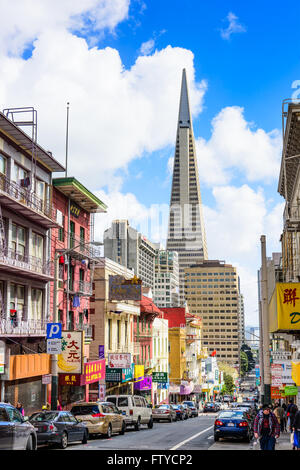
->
0;402;37;450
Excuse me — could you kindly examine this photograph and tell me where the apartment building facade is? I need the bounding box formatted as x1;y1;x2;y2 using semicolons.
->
153;247;179;308
185;260;240;367
104;220;157;290
51;177;107;406
0;109;65;412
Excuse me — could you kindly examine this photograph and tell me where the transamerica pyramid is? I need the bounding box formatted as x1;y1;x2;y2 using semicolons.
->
166;68;208;305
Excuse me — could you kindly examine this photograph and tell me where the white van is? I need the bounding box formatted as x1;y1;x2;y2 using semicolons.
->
105;395;153;430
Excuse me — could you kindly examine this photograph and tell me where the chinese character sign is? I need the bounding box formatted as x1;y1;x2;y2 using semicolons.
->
277;283;300;330
57;331;83;374
109;275;141;301
108;353;131;369
83;360;106;385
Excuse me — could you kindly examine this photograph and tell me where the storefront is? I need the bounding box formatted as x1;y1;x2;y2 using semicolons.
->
105;364;134;396
3;353;51;414
168;383;180;404
59;359;105;408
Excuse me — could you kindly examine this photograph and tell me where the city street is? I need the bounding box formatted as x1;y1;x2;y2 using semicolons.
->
36;413;258;451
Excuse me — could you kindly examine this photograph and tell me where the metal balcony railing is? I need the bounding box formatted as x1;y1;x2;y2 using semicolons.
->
0;318;47;336
68;280;93;296
0;174;55;220
69;235;101;259
0;247;53;277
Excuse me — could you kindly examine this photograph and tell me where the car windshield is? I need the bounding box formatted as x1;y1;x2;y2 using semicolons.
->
184;402;194;406
219;411;244;419
30;412;58;422
156;405;169;409
71;405;99;415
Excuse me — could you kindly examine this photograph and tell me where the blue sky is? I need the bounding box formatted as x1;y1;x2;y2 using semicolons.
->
0;0;299;327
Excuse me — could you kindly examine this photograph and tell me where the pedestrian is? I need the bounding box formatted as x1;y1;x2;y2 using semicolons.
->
292;408;300;450
274;402;285;433
16;402;24;416
253;403;280;450
288;401;298;433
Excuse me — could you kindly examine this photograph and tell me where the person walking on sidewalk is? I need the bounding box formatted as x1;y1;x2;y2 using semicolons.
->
292;408;300;450
274;403;285;433
254;404;280;450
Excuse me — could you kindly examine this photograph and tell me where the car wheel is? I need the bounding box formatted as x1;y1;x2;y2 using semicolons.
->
119;422;126;435
214;435;219;442
25;435;33;451
147;417;153;429
106;424;112;439
135;417;141;431
60;432;68;449
82;430;88;444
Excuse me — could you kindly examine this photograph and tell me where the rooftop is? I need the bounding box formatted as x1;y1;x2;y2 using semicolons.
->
53;177;107;214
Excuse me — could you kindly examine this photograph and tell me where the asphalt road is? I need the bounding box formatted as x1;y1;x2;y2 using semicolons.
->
39;414;217;451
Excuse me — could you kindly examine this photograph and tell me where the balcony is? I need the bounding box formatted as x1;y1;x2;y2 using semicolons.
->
68;279;93;296
0;174;58;228
0;248;53;281
0;318;47;336
69;235;101;260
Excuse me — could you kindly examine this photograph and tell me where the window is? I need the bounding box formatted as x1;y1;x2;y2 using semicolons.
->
6;407;23;423
11;223;26;260
13;163;28;184
117;397;128;407
0;155;6;175
32;232;43;263
10;283;25;321
31;288;43;321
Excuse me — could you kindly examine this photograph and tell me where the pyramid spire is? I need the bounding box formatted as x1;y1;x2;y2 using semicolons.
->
178;68;192;129
166;68;208;306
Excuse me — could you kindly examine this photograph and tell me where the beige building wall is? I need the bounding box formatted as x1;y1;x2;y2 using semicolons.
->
90;258;140;368
185;260;240;367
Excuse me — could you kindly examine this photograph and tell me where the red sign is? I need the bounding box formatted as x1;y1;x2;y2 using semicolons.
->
59;374;81;386
82;359;106;385
271;386;284;399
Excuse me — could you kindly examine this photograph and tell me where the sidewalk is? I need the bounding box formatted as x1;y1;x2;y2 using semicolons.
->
275;431;294;451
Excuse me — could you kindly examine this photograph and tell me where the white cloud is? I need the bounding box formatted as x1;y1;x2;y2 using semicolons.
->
196;106;282;187
203;185;284;326
0;33;206;189
220;12;246;40
140;39;155;55
0;0;130;56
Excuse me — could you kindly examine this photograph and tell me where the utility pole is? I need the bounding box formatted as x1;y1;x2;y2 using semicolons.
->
260;235;271;404
51;253;59;410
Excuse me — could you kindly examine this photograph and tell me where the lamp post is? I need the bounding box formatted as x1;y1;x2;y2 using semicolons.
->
51;240;102;410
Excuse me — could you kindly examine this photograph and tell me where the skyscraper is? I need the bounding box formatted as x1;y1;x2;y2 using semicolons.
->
166;69;208;304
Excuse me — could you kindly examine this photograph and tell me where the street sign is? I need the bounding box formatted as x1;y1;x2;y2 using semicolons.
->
42;374;52;385
47;323;62;339
47;338;62;354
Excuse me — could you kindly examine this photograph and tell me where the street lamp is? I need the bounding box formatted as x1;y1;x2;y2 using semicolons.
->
50;240;103;410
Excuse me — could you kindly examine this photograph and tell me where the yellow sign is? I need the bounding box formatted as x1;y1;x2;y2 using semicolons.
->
134;365;144;382
292;362;300;386
269;283;300;332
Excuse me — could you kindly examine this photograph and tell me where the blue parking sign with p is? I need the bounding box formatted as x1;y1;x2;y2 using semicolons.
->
47;323;62;339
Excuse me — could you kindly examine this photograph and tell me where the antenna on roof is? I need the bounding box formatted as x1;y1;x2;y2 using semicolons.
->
65;102;70;177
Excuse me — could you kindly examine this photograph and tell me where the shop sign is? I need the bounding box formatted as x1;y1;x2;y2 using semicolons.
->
169;383;180;394
284;385;298;396
106;367;122;382
42;374;52;385
109;275;142;301
47;338;62;355
0;341;5;374
274;360;295;385
58;331;83;374
83;360;105;385
99;384;106;401
99;345;105;360
271;363;283;386
269;283;300;332
158;383;169;390
271;387;283;399
180;382;194;395
70;203;81;218
292;362;300;386
59;374;81;386
122;364;134;382
134;365;144;383
134;375;152;391
152;372;168;383
108;353;131;369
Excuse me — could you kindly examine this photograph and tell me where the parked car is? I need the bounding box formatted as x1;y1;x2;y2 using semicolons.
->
214;409;253;442
29;410;88;449
70;402;125;439
152;404;177;422
105;395;153;430
0;402;37;450
171;404;185;420
181;403;192;418
182;401;198;417
203;402;220;413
